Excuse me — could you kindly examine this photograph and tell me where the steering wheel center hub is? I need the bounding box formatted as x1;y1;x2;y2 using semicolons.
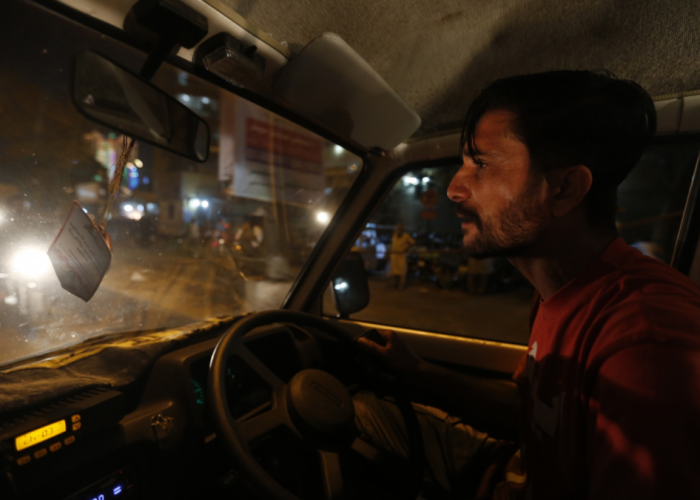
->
287;369;355;443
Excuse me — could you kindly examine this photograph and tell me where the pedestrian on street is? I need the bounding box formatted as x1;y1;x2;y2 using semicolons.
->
188;218;201;247
389;223;415;290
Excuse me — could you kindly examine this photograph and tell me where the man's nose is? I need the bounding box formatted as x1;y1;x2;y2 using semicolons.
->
447;167;471;203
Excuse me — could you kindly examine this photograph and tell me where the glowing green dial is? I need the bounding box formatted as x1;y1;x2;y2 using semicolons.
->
192;378;205;406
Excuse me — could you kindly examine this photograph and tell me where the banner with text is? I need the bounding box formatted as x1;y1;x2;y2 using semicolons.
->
231;100;325;204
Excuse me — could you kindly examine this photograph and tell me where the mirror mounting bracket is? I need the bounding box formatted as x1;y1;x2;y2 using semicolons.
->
125;0;209;81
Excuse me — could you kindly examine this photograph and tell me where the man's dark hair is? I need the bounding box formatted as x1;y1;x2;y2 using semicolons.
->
461;70;657;227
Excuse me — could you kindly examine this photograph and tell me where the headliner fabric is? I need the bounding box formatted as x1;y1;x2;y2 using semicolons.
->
222;0;700;137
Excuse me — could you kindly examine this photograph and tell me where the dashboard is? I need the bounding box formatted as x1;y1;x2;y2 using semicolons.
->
0;322;355;500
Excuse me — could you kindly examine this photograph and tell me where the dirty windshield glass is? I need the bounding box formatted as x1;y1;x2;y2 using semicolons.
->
0;19;361;367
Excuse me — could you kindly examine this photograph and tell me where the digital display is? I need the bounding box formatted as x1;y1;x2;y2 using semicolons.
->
15;419;67;451
78;468;132;500
87;484;123;500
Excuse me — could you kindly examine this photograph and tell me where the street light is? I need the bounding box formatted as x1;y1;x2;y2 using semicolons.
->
316;211;330;224
202;200;209;208
402;176;420;186
11;248;52;279
189;198;201;208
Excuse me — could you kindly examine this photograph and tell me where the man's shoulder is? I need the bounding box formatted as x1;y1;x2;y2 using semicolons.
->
589;238;699;303
586;247;700;363
603;244;700;310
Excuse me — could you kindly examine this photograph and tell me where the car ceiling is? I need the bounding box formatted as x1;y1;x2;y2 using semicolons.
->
222;0;700;138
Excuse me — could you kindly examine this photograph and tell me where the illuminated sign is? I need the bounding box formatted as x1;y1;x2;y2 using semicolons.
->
15;420;67;451
228;99;326;204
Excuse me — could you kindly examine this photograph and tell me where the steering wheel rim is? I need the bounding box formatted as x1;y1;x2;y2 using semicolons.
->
208;310;424;500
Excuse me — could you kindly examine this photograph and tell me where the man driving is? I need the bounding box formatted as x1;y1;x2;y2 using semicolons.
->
356;70;700;499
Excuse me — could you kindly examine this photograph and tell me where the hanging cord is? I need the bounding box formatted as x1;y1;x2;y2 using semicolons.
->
97;135;135;231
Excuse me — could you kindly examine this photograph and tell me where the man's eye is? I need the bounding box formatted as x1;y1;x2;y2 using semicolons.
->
474;159;487;169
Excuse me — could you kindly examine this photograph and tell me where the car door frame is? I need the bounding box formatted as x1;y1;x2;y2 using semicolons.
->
282;133;530;379
284;132;700;371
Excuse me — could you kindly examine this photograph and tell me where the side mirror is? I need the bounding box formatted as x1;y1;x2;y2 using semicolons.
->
331;252;370;318
72;51;210;162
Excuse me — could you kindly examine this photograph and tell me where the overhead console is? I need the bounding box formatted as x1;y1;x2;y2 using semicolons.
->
56;0;422;152
655;93;700;135
57;0;290;80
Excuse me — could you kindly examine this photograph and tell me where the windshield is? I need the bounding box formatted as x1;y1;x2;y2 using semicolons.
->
0;6;362;368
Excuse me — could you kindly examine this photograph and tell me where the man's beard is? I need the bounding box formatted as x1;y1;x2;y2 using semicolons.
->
453;181;548;259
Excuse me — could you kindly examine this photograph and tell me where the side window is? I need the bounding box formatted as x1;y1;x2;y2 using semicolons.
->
324;140;700;345
690;237;700;287
325;165;535;345
616;141;700;264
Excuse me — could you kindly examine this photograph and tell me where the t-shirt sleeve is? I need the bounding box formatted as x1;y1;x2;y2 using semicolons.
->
588;342;700;499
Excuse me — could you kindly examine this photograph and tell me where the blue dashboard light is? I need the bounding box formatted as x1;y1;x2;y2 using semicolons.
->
113;485;122;495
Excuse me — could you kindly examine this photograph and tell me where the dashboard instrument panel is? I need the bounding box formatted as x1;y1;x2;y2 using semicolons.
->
188;327;305;425
189;355;273;423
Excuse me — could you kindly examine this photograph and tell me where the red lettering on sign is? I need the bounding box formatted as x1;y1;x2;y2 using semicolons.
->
246;118;323;166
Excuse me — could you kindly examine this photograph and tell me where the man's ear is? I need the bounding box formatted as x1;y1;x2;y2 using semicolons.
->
546;166;593;218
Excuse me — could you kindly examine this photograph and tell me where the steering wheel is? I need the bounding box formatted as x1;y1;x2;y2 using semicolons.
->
208;310;424;500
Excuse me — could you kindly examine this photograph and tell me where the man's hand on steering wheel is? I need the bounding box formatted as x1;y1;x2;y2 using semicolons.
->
208;312;425;500
356;329;423;381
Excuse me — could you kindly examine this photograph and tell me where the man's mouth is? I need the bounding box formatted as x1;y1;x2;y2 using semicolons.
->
453;204;481;228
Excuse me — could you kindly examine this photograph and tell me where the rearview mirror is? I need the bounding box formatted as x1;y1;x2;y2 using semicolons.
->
331;252;370;318
72;51;210;162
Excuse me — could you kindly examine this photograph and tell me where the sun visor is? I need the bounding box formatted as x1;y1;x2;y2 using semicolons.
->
654;94;700;135
272;33;421;151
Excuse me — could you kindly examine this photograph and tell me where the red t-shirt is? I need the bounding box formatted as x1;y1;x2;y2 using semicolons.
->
517;237;700;499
